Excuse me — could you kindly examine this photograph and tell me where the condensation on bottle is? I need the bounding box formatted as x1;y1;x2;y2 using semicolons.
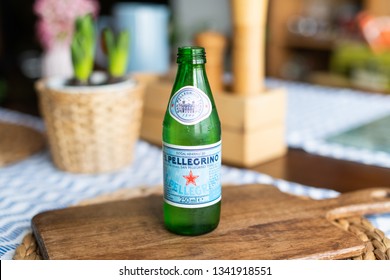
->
162;46;222;236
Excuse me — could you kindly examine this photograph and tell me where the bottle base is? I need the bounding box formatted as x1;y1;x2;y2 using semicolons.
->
165;222;219;236
163;201;221;236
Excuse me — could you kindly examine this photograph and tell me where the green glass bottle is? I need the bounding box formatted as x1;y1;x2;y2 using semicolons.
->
162;46;222;236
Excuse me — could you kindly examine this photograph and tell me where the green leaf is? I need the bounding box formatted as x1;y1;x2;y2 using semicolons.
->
70;14;96;83
103;28;130;78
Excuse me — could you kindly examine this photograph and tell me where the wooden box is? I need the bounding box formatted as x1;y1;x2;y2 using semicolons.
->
137;74;287;167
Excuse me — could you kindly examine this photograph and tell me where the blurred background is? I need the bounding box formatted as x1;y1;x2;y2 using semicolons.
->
1;0;390;115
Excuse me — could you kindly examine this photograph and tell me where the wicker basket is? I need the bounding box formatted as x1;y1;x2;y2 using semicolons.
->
35;76;145;173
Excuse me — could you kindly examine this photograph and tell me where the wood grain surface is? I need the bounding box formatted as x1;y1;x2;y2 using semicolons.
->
253;148;390;193
0;122;45;167
32;184;390;260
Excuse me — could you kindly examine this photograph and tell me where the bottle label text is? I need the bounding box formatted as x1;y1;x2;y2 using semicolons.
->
163;141;221;208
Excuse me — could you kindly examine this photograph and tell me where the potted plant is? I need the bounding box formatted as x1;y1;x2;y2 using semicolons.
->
36;14;145;174
34;0;99;78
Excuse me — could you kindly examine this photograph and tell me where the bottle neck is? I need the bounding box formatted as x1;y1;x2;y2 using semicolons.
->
172;46;211;94
175;63;208;89
177;63;206;74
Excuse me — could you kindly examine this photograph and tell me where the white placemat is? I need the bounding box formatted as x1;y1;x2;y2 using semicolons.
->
267;79;390;168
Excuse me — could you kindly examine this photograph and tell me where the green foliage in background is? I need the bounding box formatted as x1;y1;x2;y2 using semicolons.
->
330;42;390;91
70;14;130;84
71;14;96;84
102;28;130;79
330;43;390;77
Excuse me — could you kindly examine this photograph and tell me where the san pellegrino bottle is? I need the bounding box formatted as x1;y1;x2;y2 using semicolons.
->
163;46;222;235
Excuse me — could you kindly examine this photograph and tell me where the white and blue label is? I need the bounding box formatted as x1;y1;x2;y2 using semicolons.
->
163;141;221;208
169;86;212;125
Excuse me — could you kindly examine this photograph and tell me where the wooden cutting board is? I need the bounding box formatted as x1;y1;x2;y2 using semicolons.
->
32;184;390;260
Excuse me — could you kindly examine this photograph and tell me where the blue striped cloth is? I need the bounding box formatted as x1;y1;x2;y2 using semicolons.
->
1;78;390;259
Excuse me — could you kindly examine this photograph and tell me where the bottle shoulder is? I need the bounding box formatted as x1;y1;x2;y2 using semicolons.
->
163;63;220;146
163;113;221;146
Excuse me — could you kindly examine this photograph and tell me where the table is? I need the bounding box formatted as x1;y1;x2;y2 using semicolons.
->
4;103;390;193
254;148;390;193
1;79;390;260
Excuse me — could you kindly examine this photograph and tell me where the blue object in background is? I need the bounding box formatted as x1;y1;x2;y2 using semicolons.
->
112;3;170;73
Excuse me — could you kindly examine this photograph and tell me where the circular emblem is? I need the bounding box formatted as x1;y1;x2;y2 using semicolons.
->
169;86;212;125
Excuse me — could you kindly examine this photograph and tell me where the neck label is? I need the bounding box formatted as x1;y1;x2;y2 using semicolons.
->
169;86;212;125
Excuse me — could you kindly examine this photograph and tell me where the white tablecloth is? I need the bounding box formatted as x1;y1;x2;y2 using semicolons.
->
268;79;390;168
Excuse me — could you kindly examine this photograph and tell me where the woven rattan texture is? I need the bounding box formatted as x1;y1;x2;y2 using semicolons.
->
36;80;144;173
333;217;390;260
13;187;390;260
0;122;45;167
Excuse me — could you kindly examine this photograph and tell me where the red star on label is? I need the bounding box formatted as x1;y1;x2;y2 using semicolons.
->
183;170;199;186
